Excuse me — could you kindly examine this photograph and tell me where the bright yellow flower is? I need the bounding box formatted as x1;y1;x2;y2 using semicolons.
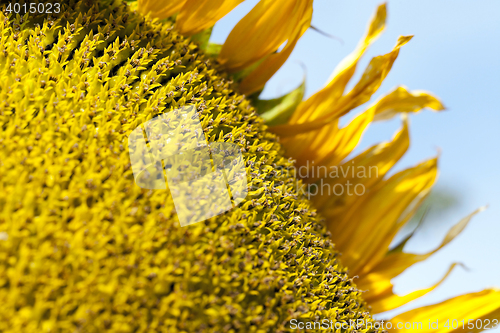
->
0;0;498;331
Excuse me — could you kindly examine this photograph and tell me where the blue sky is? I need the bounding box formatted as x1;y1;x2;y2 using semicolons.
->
211;0;500;317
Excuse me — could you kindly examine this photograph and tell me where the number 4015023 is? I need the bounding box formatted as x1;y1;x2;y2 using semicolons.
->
4;3;61;14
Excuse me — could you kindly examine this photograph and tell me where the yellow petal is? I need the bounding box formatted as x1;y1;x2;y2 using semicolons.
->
390;289;500;333
372;86;446;122
138;0;187;20
363;263;460;314
368;207;485;285
345;118;410;189
287;3;387;125
238;6;311;95
339;35;413;112
309;109;375;171
313;120;409;213
271;35;413;137
218;0;313;73
237;26;302;95
330;158;438;276
281;121;340;168
176;0;244;36
281;109;373;176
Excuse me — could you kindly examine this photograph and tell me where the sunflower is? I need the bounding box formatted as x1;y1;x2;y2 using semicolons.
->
0;0;498;332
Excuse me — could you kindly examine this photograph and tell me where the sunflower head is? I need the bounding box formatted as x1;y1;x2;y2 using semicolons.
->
0;0;499;332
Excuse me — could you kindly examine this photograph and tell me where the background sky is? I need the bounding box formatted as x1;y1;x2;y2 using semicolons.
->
211;0;500;319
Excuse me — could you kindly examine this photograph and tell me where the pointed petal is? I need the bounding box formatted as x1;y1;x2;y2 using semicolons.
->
218;0;313;73
237;30;300;95
281;121;340;166
311;109;375;169
238;7;311;95
367;207;485;284
281;109;373;175
345;118;410;189
330;158;438;276
289;3;387;124
271;36;413;137
176;0;244;36
372;86;446;122
390;289;500;333
313;120;409;212
138;0;187;20
340;35;413;112
363;263;461;314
